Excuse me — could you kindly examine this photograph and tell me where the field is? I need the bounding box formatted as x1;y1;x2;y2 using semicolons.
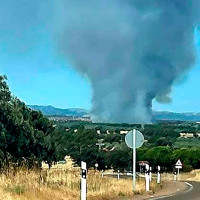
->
173;138;200;148
0;168;159;200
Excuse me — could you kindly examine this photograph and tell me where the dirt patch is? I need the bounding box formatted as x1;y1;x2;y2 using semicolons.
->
117;181;187;200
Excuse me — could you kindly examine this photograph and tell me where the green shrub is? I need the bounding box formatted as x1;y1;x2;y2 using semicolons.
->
5;184;26;195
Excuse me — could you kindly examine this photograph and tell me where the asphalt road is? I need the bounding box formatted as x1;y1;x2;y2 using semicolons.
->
151;182;200;200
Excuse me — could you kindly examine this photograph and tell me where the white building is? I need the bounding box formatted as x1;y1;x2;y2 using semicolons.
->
106;130;110;134
197;133;200;137
179;133;194;138
120;130;128;135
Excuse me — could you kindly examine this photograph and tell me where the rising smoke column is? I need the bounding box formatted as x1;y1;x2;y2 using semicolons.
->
56;0;199;123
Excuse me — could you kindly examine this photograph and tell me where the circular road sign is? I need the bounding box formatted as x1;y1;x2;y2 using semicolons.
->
125;130;144;149
95;163;98;168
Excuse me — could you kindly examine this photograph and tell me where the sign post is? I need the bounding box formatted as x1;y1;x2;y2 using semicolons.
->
125;129;145;192
175;159;182;175
133;129;136;190
81;161;87;200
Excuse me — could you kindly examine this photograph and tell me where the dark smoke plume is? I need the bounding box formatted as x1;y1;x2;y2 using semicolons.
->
56;0;199;123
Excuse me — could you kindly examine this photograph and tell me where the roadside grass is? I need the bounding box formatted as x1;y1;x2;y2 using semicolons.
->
179;170;200;181
5;184;26;195
161;170;200;182
0;168;159;200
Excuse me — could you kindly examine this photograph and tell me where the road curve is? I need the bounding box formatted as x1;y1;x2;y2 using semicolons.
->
150;182;200;200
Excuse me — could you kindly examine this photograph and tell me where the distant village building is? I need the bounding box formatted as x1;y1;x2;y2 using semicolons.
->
74;129;78;133
97;130;101;134
139;161;149;166
106;130;110;134
110;147;115;151
102;148;109;152
120;130;129;135
179;133;194;138
48;116;92;122
139;161;149;173
42;156;75;170
197;133;200;137
65;128;70;132
102;147;115;152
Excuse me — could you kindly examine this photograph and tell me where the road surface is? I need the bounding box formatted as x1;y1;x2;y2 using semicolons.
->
150;182;200;200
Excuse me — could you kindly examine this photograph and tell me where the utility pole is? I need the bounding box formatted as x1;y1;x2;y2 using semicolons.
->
96;139;105;151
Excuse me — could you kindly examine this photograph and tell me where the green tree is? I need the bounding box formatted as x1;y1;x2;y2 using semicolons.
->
0;75;58;169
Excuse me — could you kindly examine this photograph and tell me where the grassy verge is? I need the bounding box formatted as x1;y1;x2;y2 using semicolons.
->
161;170;200;182
0;169;159;200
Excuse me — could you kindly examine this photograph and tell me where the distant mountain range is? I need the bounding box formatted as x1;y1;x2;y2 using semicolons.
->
28;105;200;122
153;111;200;122
28;105;89;117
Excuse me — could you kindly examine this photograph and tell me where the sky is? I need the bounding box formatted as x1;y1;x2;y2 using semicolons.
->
0;39;92;109
0;1;200;112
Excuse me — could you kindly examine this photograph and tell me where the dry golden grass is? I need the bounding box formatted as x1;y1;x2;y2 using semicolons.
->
177;170;200;181
0;169;159;200
161;170;200;182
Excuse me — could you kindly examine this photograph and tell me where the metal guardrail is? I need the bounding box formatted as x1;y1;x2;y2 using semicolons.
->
103;172;145;179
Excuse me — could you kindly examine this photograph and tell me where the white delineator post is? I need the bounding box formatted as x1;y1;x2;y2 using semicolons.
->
101;170;104;178
174;171;177;181
81;161;87;200
149;167;152;182
133;129;136;191
117;170;120;180
157;165;161;184
145;164;150;191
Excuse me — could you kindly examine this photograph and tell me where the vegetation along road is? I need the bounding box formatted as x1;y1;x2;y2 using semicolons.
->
150;182;200;200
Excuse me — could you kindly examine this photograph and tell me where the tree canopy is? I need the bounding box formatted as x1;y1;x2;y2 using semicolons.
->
0;75;58;169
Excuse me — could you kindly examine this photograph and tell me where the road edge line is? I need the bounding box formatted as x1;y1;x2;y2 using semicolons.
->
148;182;193;200
184;182;193;193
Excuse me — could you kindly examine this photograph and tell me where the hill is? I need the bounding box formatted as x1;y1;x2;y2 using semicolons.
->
28;105;200;122
28;105;89;117
153;111;200;122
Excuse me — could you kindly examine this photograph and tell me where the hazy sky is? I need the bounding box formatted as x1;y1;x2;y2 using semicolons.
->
0;1;200;112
